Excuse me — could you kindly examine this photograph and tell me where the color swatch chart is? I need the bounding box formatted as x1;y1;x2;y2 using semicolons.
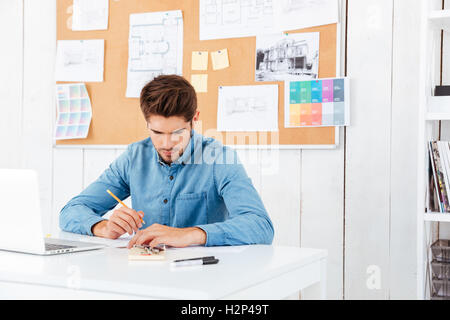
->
285;78;350;128
55;83;92;140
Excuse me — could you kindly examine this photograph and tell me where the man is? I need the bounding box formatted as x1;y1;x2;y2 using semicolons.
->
60;75;274;248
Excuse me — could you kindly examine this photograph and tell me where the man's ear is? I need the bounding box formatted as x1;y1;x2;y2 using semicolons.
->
193;111;200;122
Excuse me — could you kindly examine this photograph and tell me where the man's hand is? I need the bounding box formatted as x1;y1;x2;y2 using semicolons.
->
92;207;144;239
127;223;207;248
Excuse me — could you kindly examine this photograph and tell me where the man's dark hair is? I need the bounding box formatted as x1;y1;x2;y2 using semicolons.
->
140;75;198;122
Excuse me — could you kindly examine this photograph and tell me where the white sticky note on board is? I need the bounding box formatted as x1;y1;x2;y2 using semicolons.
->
191;74;208;93
192;51;208;70
211;49;229;70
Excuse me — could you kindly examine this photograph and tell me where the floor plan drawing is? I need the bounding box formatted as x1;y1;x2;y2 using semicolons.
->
199;0;274;40
126;10;183;98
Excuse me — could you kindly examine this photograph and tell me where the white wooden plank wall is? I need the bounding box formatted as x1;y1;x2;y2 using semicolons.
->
345;0;393;299
0;0;23;169
22;0;55;233
389;0;421;299
1;0;427;299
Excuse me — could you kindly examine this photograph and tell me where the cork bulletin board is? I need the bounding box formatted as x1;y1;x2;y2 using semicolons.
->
56;0;340;146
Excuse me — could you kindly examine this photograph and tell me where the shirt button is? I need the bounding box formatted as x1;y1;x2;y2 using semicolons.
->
169;176;174;181
163;199;168;204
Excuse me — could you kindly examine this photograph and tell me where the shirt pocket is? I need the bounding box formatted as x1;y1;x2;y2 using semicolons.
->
174;192;208;228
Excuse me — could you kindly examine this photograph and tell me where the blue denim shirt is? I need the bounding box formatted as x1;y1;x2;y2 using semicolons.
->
59;131;274;246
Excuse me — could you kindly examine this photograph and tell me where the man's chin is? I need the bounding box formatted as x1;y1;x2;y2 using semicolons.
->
159;151;180;164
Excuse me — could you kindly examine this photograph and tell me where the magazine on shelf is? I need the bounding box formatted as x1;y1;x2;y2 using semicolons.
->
438;141;450;208
428;141;450;213
427;149;439;213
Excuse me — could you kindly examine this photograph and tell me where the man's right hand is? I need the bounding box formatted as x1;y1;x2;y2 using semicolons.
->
92;207;144;239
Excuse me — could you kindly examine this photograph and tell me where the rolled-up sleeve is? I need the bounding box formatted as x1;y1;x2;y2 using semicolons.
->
196;149;274;246
59;147;132;235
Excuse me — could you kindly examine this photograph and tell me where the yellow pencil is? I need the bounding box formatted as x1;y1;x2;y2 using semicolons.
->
106;189;145;224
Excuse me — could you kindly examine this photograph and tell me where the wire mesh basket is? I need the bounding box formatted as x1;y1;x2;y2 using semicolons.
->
431;260;450;280
431;278;450;299
431;240;450;263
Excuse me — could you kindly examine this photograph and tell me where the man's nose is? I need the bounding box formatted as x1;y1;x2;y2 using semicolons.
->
162;134;177;149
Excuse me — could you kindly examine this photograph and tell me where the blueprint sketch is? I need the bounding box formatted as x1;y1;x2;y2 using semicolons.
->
199;0;274;40
55;39;104;82
126;10;183;98
273;0;339;32
72;0;109;31
217;85;279;132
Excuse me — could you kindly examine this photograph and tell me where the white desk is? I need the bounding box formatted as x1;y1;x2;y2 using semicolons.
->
0;234;327;300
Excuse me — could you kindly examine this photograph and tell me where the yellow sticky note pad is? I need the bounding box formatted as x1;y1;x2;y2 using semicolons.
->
191;74;208;93
192;51;208;70
211;49;230;70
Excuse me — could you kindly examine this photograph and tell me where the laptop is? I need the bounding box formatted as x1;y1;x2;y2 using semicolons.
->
0;169;105;255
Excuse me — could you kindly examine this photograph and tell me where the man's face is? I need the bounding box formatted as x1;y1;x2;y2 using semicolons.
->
147;114;196;164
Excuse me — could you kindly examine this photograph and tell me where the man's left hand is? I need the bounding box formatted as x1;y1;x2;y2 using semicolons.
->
127;223;207;249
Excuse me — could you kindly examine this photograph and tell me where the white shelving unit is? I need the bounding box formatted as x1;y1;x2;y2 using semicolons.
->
418;1;450;300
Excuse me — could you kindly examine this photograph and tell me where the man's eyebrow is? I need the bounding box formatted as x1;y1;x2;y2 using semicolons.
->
150;128;186;134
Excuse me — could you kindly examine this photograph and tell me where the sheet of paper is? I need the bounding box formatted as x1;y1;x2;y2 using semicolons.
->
191;74;208;93
256;32;319;82
192;51;209;70
57;231;132;248
284;77;350;128
55;39;104;82
54;83;92;140
199;0;338;40
217;85;279;132
199;0;275;40
211;49;230;70
72;0;109;31
273;0;339;32
126;10;184;98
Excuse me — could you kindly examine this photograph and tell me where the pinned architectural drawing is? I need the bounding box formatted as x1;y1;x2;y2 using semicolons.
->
199;0;339;40
55;39;105;82
199;0;275;40
126;10;184;98
54;83;92;140
72;0;109;31
256;32;319;82
217;85;279;132
273;0;339;33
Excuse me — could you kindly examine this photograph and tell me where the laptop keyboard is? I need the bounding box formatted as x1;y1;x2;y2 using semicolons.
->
45;243;76;251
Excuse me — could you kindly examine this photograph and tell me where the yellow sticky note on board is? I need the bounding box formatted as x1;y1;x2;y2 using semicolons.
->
192;51;208;70
191;74;208;93
211;49;229;70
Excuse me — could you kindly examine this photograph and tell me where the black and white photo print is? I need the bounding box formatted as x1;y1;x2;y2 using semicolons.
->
255;32;320;82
